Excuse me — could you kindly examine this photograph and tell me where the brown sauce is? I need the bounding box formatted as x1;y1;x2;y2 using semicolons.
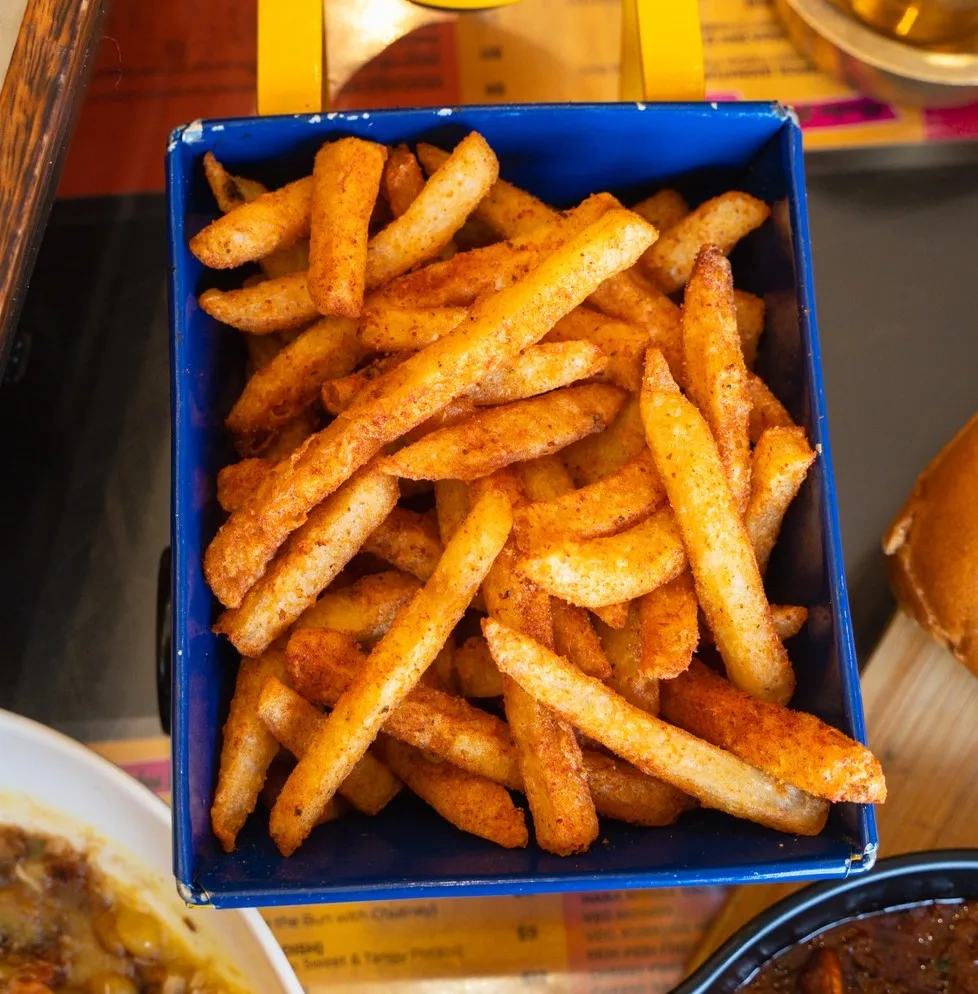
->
742;900;978;994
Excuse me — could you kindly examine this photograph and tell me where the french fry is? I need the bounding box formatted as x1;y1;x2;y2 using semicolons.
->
682;247;752;513
203;151;268;212
483;619;829;836
244;330;283;373
358;303;468;352
596;604;659;715
518;453;575;502
210;650;287;852
382;738;528;848
641;191;771;293
521;507;686;610
270;487;513;854
262;411;318;462
259;757;344;825
382;144;427;218
214;464;399;656
543;307;648;392
734;289;765;368
551;599;612;679
258;677;402;814
771;604;808;640
286;627;521;788
199;273;319;334
190;175;313;270
365;133;499;288
455;635;503;697
746;426;816;574
592;601;630;629
561;394;646;485
515;450;665;547
748;372;795;445
321;354;406;414
434;479;470;545
641;348;794;704
293;570;422;641
424;634;457;693
637;572;699;680
583;751;694;827
398;396;479;447
227;316;362;438
660;660;886;804
382;384;626;482
630;189;689;232
361;507;444;581
218;458;272;514
308;138;388;317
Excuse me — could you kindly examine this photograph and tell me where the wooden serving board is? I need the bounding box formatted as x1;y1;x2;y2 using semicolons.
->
689;610;978;969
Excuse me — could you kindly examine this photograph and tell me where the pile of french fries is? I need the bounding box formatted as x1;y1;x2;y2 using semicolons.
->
194;131;885;860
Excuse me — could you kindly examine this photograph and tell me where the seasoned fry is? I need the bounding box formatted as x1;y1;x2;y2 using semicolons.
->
308;138;388;317
199;273;319;335
772;604;808;640
637;572;699;680
203;151;268;212
214;465;399;656
561;394;646;485
597;604;659;715
519;453;575;502
366;133;499;288
361;507;444;581
515;450;664;547
382;144;427;218
641;191;771;293
641;348;794;704
381;738;528;848
521;507;686;610
592;601;630;630
434;479;470;546
455;636;503;697
734;289;765;368
583;752;694;827
630;189;689;231
660;660;886;804
321;354;406;414
551;599;612;679
286;627;521;787
270;488;513;854
210;650;287;852
358;303;468;352
746;426;816;574
483;619;829;836
543;307;648;392
190;176;312;270
383;384;626;481
748;372;795;444
424;634;457;693
257;677;402;814
293;570;421;641
259;758;344;825
218;458;272;514
682;247;752;513
227;316;361;438
244;330;283;373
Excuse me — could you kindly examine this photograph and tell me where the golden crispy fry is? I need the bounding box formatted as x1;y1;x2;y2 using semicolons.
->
399;397;479;448
199;273;319;335
551;599;612;679
203;151;268;212
746;426;816;574
270;488;513;854
358;303;468;352
748;373;795;445
227;317;361;438
382;383;626;482
243;328;279;372
734;289;765;368
515;450;665;547
257;677;402;814
468;341;608;406
592;602;630;629
382;144;427;218
214;465;399;656
543;307;648;392
365;133;499;288
308;138;388;317
320;355;406;414
424;634;457;693
382;738;528;848
217;458;271;514
518;453;575;501
455;635;503;697
293;570;421;641
261;241;312;281
637;572;699;680
582;751;694;827
434;479;470;545
190;176;312;270
521;507;686;610
361;508;444;581
682;247;752;513
641;348;794;704
597;604;659;715
630;189;689;232
660;660;886;804
561;394;646;485
262;411;318;462
641;192;771;293
772;604;808;640
210;650;287;852
204;208;653;609
259;757;344;825
483;619;829;836
286;627;521;787
417;143;555;238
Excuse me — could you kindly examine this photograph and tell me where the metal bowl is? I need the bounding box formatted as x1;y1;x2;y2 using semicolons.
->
776;0;978;107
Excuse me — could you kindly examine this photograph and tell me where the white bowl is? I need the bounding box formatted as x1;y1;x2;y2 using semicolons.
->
0;707;302;993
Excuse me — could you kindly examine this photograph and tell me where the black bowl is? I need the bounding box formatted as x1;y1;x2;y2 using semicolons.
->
676;849;978;993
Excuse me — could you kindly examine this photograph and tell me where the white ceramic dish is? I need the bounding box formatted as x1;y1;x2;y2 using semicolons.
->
0;707;302;993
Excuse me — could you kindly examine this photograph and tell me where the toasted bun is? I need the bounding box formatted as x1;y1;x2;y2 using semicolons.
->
883;412;978;676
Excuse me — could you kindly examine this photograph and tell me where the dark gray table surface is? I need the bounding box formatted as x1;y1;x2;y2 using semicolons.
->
1;157;976;740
